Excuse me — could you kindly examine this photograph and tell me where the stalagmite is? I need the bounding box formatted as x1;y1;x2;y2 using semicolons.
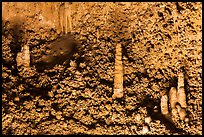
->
177;71;187;120
169;87;178;117
112;43;124;99
161;94;169;115
16;44;30;69
176;104;187;121
16;44;33;78
169;87;177;109
177;72;187;108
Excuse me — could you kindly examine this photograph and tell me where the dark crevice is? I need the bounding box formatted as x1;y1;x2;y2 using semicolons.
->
99;79;114;87
169;76;178;88
176;2;185;14
122;45;135;63
51;103;60;111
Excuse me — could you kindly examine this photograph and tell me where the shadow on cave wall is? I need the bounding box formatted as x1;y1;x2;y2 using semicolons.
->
2;18;25;76
2;19;52;106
